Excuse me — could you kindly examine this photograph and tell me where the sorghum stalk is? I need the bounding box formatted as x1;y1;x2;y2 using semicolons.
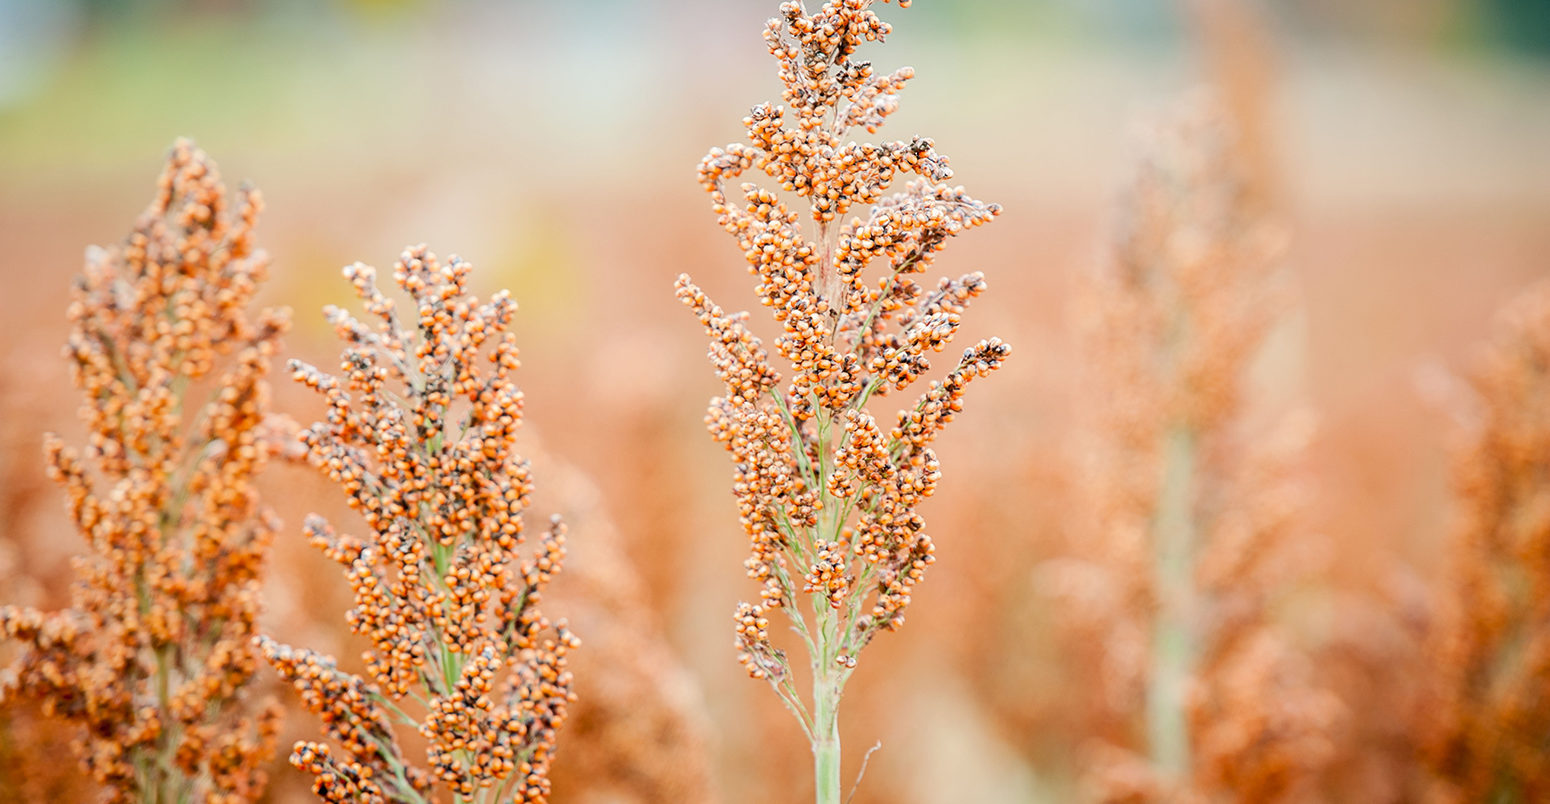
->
812;668;842;804
1148;425;1197;779
679;1;1006;798
1072;95;1336;799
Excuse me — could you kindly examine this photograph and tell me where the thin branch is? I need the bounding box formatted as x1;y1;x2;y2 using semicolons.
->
846;741;883;803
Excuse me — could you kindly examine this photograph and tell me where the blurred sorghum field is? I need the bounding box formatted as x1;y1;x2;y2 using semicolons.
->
2;0;1550;802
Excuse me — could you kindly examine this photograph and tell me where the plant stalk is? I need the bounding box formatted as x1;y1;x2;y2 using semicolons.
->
1147;424;1196;780
812;669;842;804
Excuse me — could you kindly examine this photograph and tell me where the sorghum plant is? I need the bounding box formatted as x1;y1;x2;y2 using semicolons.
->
0;139;287;802
260;246;576;803
1423;281;1550;801
537;456;716;803
677;1;1005;799
1065;96;1334;800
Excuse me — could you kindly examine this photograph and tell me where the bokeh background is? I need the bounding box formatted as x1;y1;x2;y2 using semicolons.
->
2;0;1549;801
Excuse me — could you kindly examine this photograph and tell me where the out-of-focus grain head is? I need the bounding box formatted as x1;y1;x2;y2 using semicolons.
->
1422;279;1550;802
534;446;718;803
0;138;288;802
1041;94;1337;801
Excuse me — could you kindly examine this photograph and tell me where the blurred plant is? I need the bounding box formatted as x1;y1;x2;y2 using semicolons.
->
0;139;288;802
1421;280;1550;801
537;453;718;804
0;340;89;801
1056;96;1336;801
260;245;576;803
677;1;1005;800
0;701;96;801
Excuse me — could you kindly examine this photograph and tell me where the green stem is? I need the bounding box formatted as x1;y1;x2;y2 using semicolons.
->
808;547;850;804
812;668;842;804
357;726;423;802
1147;424;1196;780
771;391;817;490
370;691;421;728
153;643;172;802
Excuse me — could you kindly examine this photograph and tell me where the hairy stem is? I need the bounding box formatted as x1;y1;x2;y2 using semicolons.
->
809;402;846;804
812;666;843;804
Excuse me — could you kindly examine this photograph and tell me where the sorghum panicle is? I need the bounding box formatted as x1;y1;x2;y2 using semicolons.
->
677;0;1005;798
1423;280;1550;800
1069;97;1335;801
0;139;288;802
537;457;717;802
261;246;576;804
